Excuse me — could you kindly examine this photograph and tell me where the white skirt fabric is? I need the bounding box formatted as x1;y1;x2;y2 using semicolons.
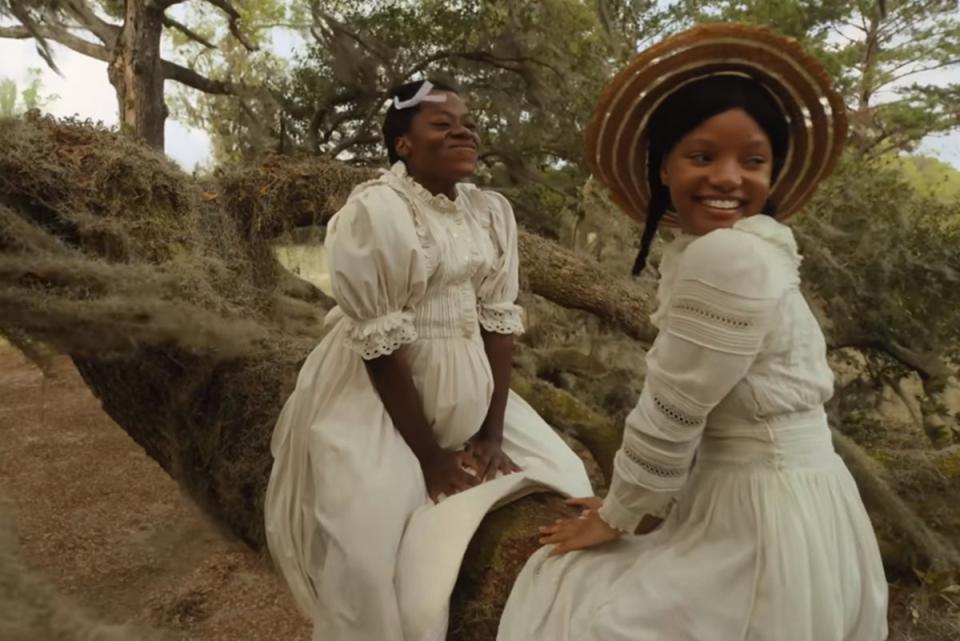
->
265;318;593;641
497;415;889;641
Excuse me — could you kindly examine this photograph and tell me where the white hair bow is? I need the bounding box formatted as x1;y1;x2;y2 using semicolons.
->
392;81;448;110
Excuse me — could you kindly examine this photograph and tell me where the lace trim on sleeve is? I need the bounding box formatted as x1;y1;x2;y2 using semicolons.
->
478;302;525;335
343;310;418;360
597;476;676;534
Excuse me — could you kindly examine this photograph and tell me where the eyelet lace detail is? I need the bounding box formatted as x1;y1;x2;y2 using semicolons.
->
652;393;704;428
343;311;418;360
478;303;524;335
623;447;687;477
673;302;752;329
666;281;772;356
352;325;418;360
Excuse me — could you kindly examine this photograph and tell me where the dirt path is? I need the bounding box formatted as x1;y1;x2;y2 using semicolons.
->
0;347;310;640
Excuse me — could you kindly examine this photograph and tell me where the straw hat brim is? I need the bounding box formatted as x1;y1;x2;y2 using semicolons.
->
585;23;847;226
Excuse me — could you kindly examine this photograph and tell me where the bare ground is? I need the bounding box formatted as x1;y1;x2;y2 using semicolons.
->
0;346;310;640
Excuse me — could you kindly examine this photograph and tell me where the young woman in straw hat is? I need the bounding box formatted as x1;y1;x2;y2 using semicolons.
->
264;79;592;641
497;24;887;641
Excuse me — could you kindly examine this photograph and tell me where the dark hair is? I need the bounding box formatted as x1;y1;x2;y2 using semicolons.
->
632;74;790;275
381;79;460;164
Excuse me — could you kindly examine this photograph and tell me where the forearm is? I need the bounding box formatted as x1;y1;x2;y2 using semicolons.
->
365;353;440;464
479;330;513;441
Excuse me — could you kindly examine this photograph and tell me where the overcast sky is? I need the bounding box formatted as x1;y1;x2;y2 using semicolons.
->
2;32;959;171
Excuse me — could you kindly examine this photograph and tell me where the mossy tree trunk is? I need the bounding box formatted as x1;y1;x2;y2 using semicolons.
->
1;117;959;641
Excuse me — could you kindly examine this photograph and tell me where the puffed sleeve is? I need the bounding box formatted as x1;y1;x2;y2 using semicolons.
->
475;190;524;335
598;228;787;533
326;185;428;360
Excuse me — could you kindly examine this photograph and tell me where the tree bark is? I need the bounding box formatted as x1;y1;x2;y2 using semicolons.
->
851;11;881;153
108;0;168;148
518;232;657;343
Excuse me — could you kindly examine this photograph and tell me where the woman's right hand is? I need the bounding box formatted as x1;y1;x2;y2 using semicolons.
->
539;497;622;556
421;450;480;502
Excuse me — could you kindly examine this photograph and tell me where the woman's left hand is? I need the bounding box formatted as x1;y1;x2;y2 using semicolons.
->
465;434;520;482
539;497;622;556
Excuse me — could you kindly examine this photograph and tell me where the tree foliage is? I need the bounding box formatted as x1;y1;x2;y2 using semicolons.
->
0;0;269;146
881;153;960;202
0;69;57;117
670;0;960;157
178;0;640;235
795;155;960;443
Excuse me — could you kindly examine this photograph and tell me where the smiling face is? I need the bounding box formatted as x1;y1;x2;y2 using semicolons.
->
659;108;774;236
395;91;479;189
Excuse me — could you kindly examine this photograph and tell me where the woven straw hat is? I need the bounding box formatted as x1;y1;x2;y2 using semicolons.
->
585;23;847;226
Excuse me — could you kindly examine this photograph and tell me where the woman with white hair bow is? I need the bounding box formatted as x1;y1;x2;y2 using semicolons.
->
264;78;592;641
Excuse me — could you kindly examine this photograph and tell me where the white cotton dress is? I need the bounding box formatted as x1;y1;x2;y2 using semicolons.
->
264;162;593;641
497;215;888;641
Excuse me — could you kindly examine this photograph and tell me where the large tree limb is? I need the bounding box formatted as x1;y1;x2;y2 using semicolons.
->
832;430;960;577
152;0;190;10
201;0;258;52
312;5;394;68
161;60;238;94
0;1;59;70
0;23;112;62
321;94;389;158
830;335;948;383
828;333;957;445
62;0;119;44
518;232;657;343
162;14;215;49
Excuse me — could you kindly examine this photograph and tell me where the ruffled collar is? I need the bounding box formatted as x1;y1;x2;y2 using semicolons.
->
650;215;800;328
382;161;461;214
733;214;800;264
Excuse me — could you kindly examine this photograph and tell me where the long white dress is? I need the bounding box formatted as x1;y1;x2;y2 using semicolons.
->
264;162;593;641
497;215;888;641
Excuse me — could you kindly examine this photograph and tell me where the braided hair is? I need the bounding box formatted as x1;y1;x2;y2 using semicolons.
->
381;79;460;164
632;74;790;275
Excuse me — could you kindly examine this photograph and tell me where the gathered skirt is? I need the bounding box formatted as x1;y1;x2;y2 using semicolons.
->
497;420;888;641
265;318;593;641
